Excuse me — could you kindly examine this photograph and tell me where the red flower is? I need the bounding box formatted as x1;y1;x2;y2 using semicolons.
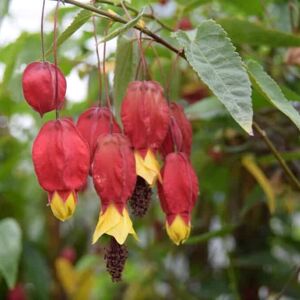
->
158;152;199;245
160;103;192;158
92;133;137;245
22;62;66;116
121;81;169;185
32;119;90;221
77;106;121;159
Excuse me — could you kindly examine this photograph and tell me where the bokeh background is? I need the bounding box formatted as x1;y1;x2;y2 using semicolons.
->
1;0;300;299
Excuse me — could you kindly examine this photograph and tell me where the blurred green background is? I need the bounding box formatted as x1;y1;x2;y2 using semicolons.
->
1;0;300;299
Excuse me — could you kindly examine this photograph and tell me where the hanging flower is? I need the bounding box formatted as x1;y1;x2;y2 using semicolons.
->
121;81;169;186
92;133;137;245
22;62;66;116
77;106;121;159
158;152;199;245
160;102;192;158
32;119;90;221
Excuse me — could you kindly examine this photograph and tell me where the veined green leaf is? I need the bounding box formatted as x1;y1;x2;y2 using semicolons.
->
175;20;253;134
247;60;300;131
113;35;138;121
100;9;144;43
185;97;228;121
45;9;92;57
0;218;22;288
219;18;300;47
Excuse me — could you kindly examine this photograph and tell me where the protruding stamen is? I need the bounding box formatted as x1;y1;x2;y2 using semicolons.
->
104;237;128;282
130;176;152;217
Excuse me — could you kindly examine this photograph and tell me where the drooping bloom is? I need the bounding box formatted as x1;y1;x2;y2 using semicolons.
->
92;133;137;245
158;152;199;245
121;81;169;186
32;119;90;221
22;62;66;116
77;106;121;159
160;102;192;158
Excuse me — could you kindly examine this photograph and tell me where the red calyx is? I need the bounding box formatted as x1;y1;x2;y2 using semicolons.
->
160;103;192;158
121;81;170;154
32;119;90;194
60;247;77;264
177;17;193;31
77;106;121;159
92;133;136;213
7;284;27;300
158;152;199;224
22;62;66;116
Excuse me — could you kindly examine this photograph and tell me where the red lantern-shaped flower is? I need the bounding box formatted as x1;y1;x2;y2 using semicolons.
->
22;62;67;116
92;133;137;245
160;103;192;158
158;152;199;245
121;81;169;186
77;106;121;159
32;119;90;221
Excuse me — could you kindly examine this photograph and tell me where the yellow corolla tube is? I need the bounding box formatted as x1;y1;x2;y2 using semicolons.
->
50;191;76;222
166;215;191;246
135;149;162;186
92;203;138;245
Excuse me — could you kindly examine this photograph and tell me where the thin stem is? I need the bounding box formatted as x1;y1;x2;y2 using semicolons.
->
94;0;174;31
288;0;299;33
120;1;148;79
41;0;47;62
149;43;166;87
92;12;102;106
165;50;181;101
51;0;185;59
102;26;113;132
53;0;61;120
253;121;300;190
275;265;300;300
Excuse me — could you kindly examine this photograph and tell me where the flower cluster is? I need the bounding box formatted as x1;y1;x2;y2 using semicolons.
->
22;61;199;279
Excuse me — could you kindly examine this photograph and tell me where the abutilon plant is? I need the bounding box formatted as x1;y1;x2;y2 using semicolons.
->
158;152;199;245
22;61;67;116
160;102;192;158
92;133;137;245
22;0;201;284
32;119;90;221
77;106;121;159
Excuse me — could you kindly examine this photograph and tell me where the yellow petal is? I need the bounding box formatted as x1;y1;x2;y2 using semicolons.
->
50;191;76;222
92;204;137;245
55;258;77;296
166;215;191;246
135;149;161;186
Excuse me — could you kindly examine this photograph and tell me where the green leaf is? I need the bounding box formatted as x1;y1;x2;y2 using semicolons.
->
219;18;300;47
0;218;22;288
100;9;144;43
185;97;228;121
186;224;237;245
45;9;92;57
0;0;10;23
175;20;253;134
2;33;27;86
184;0;263;15
247;60;300;131
113;35;138;121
